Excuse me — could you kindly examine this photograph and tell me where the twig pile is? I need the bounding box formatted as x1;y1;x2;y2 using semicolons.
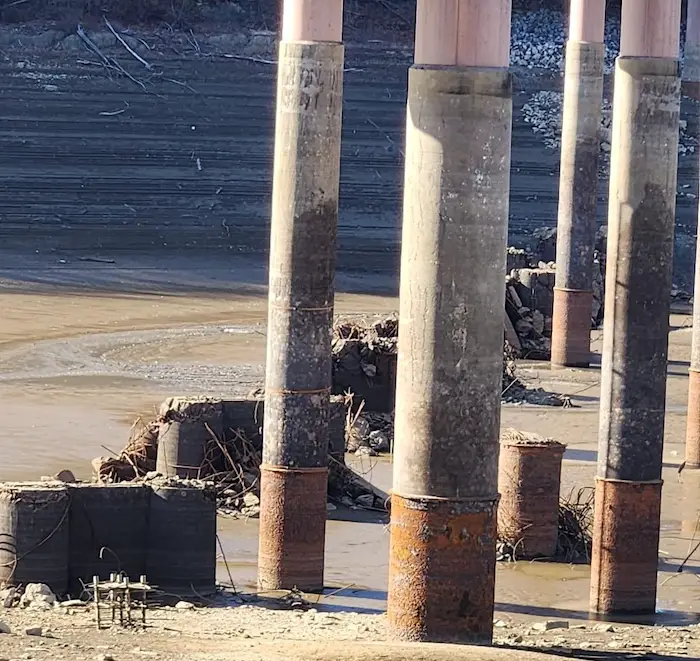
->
92;419;158;482
497;486;594;563
95;414;388;517
556;486;594;563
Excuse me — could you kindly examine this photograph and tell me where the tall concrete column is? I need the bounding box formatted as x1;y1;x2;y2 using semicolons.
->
551;0;605;368
387;0;513;644
590;0;681;615
257;0;344;593
685;1;700;469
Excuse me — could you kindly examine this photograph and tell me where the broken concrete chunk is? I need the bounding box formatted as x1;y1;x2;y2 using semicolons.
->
532;620;569;632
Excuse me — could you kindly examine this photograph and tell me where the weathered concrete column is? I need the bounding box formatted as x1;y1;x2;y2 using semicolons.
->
387;0;512;644
688;238;700;469
686;0;700;468
590;0;681;616
257;0;344;593
551;0;605;367
685;0;700;98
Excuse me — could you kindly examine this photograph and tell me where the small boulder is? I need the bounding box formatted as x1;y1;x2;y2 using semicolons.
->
175;601;195;610
20;584;55;608
243;492;260;508
368;430;390;453
25;626;43;636
355;494;375;508
0;621;10;634
54;469;76;483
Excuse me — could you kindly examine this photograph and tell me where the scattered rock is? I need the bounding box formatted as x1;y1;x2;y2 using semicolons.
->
368;430;390;453
0;621;10;634
326;502;337;512
175;601;195;610
243;492;260;508
595;623;615;633
59;599;86;608
494;619;508;628
25;626;43;636
532;620;569;632
355;494;375;508
54;469;76;482
96;654;115;661
20;584;55;609
0;587;16;608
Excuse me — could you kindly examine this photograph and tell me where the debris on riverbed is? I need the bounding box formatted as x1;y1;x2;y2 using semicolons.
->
497;486;594;564
92;411;388;517
332;316;398;413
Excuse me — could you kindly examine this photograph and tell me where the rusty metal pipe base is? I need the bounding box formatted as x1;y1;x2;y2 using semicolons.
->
590;478;662;615
685;369;700;468
257;465;328;593
551;288;593;367
387;494;498;644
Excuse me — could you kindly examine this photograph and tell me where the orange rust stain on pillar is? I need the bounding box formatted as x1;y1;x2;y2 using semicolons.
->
686;369;700;468
497;437;566;559
551;288;593;367
257;465;328;592
590;478;662;615
387;494;498;644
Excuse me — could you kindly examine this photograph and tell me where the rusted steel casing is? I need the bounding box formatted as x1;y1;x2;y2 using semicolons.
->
388;494;498;644
551;288;593;367
590;478;662;614
258;465;328;592
551;40;604;368
685;369;700;468
258;40;343;592
497;437;565;559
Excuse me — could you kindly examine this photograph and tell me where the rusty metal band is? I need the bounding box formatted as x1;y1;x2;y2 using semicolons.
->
590;477;662;615
258;465;328;593
389;490;500;503
497;441;565;559
268;304;333;312
387;494;498;644
685;369;700;468
264;387;331;396
260;464;328;474
551;287;593;367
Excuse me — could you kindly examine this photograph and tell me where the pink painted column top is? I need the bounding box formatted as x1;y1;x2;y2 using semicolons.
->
282;0;343;43
620;0;681;59
414;0;512;67
568;0;606;43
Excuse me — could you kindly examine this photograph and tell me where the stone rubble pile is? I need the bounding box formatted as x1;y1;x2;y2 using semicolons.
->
509;9;623;72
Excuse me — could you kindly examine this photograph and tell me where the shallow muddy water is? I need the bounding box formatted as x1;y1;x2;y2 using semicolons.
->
1;290;700;623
